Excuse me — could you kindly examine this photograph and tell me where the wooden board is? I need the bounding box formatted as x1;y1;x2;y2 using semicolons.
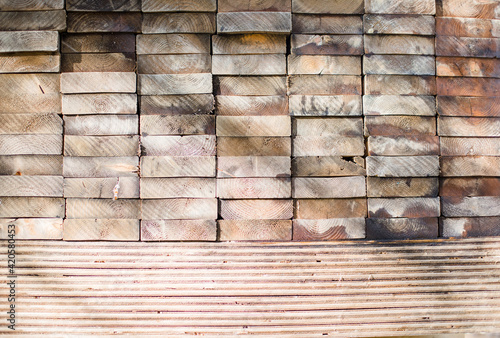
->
437;0;500;19
219;0;291;12
436;17;500;38
364;75;436;95
364;14;435;35
140;156;216;178
0;197;64;218
364;55;435;75
294;117;362;136
212;34;286;54
140;94;214;115
288;75;361;95
0;74;59;95
367;135;439;156
212;55;286;75
216;96;288;116
293;136;364;156
140;178;216;198
62;33;136;53
438;117;500;136
220;199;293;220
219;220;292;241
65;198;140;219
442;217;500;238
141;198;218;220
63;219;139;241
366;217;437;239
437;96;500;117
288;55;361;75
215;76;287;96
0;31;58;52
141;220;216;241
142;13;216;34
440;137;500;156
62;94;137;115
442;196;500;217
217;137;290;156
217;178;291;199
364;35;435;55
64;177;139;199
64;115;137;136
436;57;500;78
290;34;363;55
0;53;60;73
0;155;62;176
217;156;291;178
363;95;436;116
138;54;211;74
437;78;500;97
142;0;216;12
139;74;212;95
435;36;499;58
367;177;439;198
368;197;440;218
141;135;216;156
0;134;62;155
440;177;500;197
364;116;436;136
292;156;365;177
0;113;62;134
0;176;62;197
141;115;214;135
217;116;290;137
0;0;64;10
63;157;139;178
66;0;141;11
61;53;136;73
365;0;435;14
293;177;366;198
218;12;291;34
292;14;363;34
441;156;500;177
293;218;365;240
0;93;61;114
289;95;362;116
67;12;142;33
136;34;210;54
292;0;363;14
0;10;66;31
64;135;139;157
61;72;136;94
0;218;62;239
366;156;440;177
295;198;367;219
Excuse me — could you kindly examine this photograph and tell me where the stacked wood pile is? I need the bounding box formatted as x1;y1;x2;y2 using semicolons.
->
0;0;499;241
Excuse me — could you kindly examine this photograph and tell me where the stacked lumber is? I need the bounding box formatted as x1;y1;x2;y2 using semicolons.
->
0;0;65;239
139;0;217;241
290;0;366;240
215;0;292;241
364;0;440;239
436;0;500;238
61;0;140;240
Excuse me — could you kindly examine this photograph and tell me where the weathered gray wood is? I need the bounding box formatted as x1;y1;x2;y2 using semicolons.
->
140;156;216;178
66;198;140;219
63;157;139;178
66;0;140;11
0;10;65;31
366;217;437;239
61;72;136;94
0;93;60;114
62;34;135;53
217;96;288;116
293;156;365;177
440;177;500;197
142;0;216;12
64;115;138;136
0;218;62;239
441;156;500;177
141;135;216;156
296;198;367;219
293;218;365;240
139;74;212;95
293;177;366;198
292;14;363;34
442;217;500;238
365;0;435;14
294;117;362;136
289;95;362;116
0;113;62;134
215;76;286;96
364;14;435;35
364;35;435;55
136;34;210;54
0;197;64;217
217;137;290;156
364;55;435;75
436;36;499;58
141;115;214;135
212;55;286;75
0;0;64;10
64;177;139;199
219;0;290;12
288;75;361;95
0;155;62;176
292;0;363;14
140;94;214;115
436;17;500;38
141;178;216;198
293;136;364;156
436;57;500;78
367;177;439;198
218;12;291;34
441;137;500;156
442;196;500;217
0;73;59;95
212;34;286;54
437;0;500;19
0;31;58;53
368;198;440;218
364;75;436;95
67;13;142;33
141;220;217;241
142;13;215;34
364;116;436;136
141;198;218;220
61;53;135;73
64;135;139;157
290;34;363;55
0;135;61;155
220;199;293;220
138;54;211;74
0;53;60;73
438;117;500;137
367;135;439;156
366;156;439;177
0;176;63;197
63;219;139;241
217;156;290;178
217;116;290;137
288;55;361;75
363;95;436;116
62;94;137;115
219;220;292;241
217;178;291;199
